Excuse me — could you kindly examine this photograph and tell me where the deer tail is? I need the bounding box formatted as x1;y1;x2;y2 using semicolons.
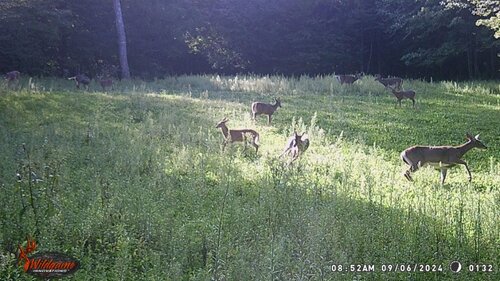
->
253;131;260;146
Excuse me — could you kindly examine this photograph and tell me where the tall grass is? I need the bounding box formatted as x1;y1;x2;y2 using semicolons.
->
0;75;498;280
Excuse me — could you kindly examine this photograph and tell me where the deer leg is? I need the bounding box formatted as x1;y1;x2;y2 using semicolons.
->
251;137;259;153
252;142;259;153
457;160;472;182
440;169;448;185
268;115;272;124
404;164;418;181
411;99;415;108
221;140;227;152
252;112;256;121
279;148;290;158
404;169;413;181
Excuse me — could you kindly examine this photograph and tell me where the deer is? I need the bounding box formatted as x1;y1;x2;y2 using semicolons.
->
215;117;260;153
279;131;310;163
4;70;21;88
375;74;403;90
98;78;113;91
251;97;281;124
387;85;416;108
68;74;91;90
401;133;487;185
336;73;362;85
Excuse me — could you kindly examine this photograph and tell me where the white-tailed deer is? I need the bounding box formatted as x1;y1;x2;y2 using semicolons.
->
375;74;403;90
336;73;362;85
68;74;91;90
401;133;487;185
387;85;416;108
215;117;260;153
4;70;21;88
279;131;310;163
251;97;281;124
98;78;113;91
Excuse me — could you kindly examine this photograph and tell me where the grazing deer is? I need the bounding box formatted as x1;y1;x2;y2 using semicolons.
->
215;117;260;153
279;131;310;163
375;74;403;90
336;73;362;85
98;78;113;91
68;74;91;90
251;97;281;124
4;70;21;88
401;133;487;185
387;85;416;108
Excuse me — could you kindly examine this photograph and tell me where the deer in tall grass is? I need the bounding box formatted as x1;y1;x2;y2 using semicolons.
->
401;133;487;185
251;97;281;124
98;77;113;91
4;70;20;88
279;131;310;163
68;74;91;90
336;73;362;85
387;85;416;108
215;117;260;153
375;74;403;90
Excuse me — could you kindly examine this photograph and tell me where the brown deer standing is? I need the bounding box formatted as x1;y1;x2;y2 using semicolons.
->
215;117;260;153
401;133;487;185
336;73;362;85
279;131;310;163
99;78;113;91
375;74;403;90
251;97;281;124
387;85;416;108
68;74;91;90
4;70;21;88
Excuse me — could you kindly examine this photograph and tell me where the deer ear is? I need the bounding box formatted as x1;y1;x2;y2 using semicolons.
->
474;134;480;140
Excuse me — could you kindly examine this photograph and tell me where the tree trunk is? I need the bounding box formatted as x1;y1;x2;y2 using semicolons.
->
113;0;131;79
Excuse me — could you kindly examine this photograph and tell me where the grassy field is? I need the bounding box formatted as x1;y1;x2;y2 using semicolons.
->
0;75;498;280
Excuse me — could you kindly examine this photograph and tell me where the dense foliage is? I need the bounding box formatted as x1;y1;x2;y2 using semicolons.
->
0;0;498;80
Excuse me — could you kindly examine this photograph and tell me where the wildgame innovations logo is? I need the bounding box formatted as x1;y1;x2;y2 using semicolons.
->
18;238;80;279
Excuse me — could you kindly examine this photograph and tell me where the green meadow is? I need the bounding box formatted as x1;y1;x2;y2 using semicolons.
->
0;75;498;280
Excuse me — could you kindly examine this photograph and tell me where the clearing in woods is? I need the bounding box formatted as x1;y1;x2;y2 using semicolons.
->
0;75;498;280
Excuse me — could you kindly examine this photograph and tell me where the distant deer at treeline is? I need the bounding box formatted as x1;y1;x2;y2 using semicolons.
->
375;74;403;90
98;78;113;91
336;73;363;85
4;70;21;88
68;74;91;90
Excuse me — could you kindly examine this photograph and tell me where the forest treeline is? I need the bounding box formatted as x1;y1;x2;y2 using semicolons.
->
0;0;498;80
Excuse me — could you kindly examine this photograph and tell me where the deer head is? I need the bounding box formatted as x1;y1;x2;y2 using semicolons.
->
215;117;229;128
274;97;282;108
466;133;487;149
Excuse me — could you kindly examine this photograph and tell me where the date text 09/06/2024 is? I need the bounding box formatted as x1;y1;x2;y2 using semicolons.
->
331;263;494;273
331;264;442;273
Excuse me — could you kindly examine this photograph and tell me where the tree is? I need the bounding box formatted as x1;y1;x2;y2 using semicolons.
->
113;0;130;79
443;0;500;38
